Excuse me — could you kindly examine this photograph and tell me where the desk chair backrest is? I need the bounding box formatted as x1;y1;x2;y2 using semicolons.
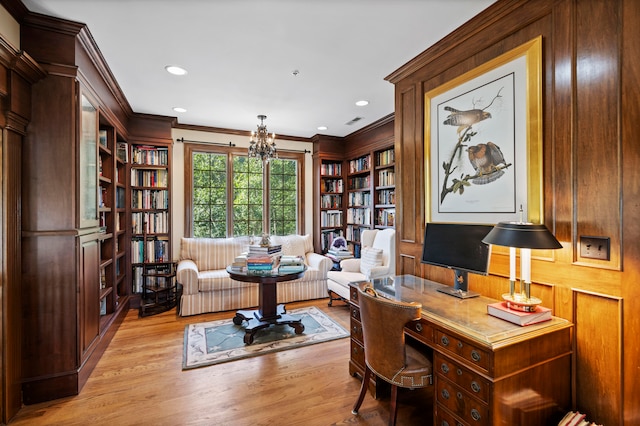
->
357;282;426;387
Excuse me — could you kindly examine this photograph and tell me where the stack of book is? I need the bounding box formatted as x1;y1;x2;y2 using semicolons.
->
246;244;282;273
229;253;248;272
487;302;552;326
325;247;353;263
278;255;305;273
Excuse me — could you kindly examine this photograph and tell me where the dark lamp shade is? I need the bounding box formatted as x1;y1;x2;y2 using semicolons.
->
482;222;562;249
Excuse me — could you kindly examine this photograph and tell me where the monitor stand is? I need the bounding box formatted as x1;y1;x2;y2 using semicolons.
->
436;270;480;299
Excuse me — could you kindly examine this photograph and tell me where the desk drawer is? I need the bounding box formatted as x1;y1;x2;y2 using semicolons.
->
351;316;363;343
350;304;361;322
435;330;490;373
349;284;360;303
351;339;365;369
405;318;434;343
436;378;488;424
435;353;490;402
436;404;469;426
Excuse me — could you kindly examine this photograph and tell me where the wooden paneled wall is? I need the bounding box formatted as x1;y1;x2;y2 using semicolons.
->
387;0;639;424
0;35;45;422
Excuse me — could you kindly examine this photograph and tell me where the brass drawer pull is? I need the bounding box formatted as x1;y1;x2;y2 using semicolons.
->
441;389;450;400
471;381;481;393
471;409;481;421
441;421;449;426
440;363;449;374
471;350;481;362
441;335;450;346
416;323;423;332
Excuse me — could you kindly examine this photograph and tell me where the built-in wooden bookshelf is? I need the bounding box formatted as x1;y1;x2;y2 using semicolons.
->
374;147;395;229
318;158;345;253
346;153;372;256
97;123;129;328
129;143;176;314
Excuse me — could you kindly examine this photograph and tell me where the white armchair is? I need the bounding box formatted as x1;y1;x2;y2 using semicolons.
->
327;228;396;305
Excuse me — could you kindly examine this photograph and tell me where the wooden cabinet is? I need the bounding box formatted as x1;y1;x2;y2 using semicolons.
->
21;85;130;403
130;143;172;303
350;276;572;425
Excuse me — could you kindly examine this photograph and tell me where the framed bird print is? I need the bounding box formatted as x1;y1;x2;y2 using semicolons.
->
425;36;543;224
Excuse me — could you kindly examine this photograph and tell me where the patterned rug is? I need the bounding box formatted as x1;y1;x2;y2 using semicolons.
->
182;306;348;370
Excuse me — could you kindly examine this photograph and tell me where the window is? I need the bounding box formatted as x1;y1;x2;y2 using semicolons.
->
185;144;304;238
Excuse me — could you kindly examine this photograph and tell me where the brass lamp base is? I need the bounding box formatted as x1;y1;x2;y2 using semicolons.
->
502;293;541;312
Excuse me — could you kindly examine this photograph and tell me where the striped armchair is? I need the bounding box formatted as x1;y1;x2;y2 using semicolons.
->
177;235;332;316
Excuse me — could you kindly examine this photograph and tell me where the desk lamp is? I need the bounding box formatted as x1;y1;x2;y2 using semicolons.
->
482;221;561;311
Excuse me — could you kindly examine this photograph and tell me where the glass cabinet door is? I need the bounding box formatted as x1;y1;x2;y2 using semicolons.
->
79;94;99;228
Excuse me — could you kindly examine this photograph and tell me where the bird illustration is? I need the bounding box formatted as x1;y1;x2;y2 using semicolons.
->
443;106;491;133
466;142;506;184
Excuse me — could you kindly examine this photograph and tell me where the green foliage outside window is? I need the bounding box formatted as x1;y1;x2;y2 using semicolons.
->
192;151;298;238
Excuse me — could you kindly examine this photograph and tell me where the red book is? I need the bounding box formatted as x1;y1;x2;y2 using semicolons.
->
487;302;552;326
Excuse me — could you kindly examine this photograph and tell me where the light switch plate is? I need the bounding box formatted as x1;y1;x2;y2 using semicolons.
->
580;236;610;260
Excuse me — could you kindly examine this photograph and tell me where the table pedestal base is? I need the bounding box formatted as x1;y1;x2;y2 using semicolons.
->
233;304;305;345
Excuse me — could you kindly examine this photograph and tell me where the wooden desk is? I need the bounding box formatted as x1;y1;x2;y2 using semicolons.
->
349;275;572;426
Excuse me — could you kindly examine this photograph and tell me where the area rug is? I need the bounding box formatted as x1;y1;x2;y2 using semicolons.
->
182;305;348;370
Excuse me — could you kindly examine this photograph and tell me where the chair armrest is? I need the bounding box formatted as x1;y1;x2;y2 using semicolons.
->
306;252;333;275
176;259;199;295
340;258;361;272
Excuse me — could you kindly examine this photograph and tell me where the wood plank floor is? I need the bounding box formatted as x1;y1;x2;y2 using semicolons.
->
9;299;433;425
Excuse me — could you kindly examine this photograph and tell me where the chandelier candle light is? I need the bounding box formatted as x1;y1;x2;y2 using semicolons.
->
248;115;277;245
482;214;562;312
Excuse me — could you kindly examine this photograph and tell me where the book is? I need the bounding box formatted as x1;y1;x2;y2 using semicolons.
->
248;244;282;255
278;264;305;273
487;302;552;326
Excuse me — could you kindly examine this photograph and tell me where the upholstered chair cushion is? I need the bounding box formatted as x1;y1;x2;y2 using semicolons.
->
360;247;383;276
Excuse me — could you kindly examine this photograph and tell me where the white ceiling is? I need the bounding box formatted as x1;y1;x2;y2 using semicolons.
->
21;0;495;138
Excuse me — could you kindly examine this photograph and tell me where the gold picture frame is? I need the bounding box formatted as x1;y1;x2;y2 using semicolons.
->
425;36;543;224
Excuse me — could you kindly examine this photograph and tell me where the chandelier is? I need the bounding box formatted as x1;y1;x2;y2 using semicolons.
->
248;114;277;162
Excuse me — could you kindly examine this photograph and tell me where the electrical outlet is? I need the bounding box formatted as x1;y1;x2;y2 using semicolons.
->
580;236;610;260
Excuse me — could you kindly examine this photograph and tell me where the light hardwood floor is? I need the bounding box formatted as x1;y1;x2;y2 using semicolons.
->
9;299;433;426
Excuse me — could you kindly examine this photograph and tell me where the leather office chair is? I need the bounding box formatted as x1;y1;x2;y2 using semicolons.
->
352;282;433;426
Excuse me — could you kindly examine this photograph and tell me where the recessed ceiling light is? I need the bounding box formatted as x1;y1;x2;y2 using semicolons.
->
173;107;187;113
355;100;369;106
165;65;188;76
317;126;328;131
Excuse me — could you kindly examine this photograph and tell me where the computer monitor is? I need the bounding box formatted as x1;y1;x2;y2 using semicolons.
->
421;223;493;299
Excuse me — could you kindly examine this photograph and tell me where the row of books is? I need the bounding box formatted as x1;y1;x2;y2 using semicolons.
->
131;189;169;209
349;154;370;174
348;191;371;207
376;148;394;167
321;194;342;209
131;169;168;188
131;238;169;263
321;210;343;227
322;178;343;193
378;169;395;186
346;207;371;225
131;211;169;234
320;162;341;176
132;145;169;166
348;175;370;190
